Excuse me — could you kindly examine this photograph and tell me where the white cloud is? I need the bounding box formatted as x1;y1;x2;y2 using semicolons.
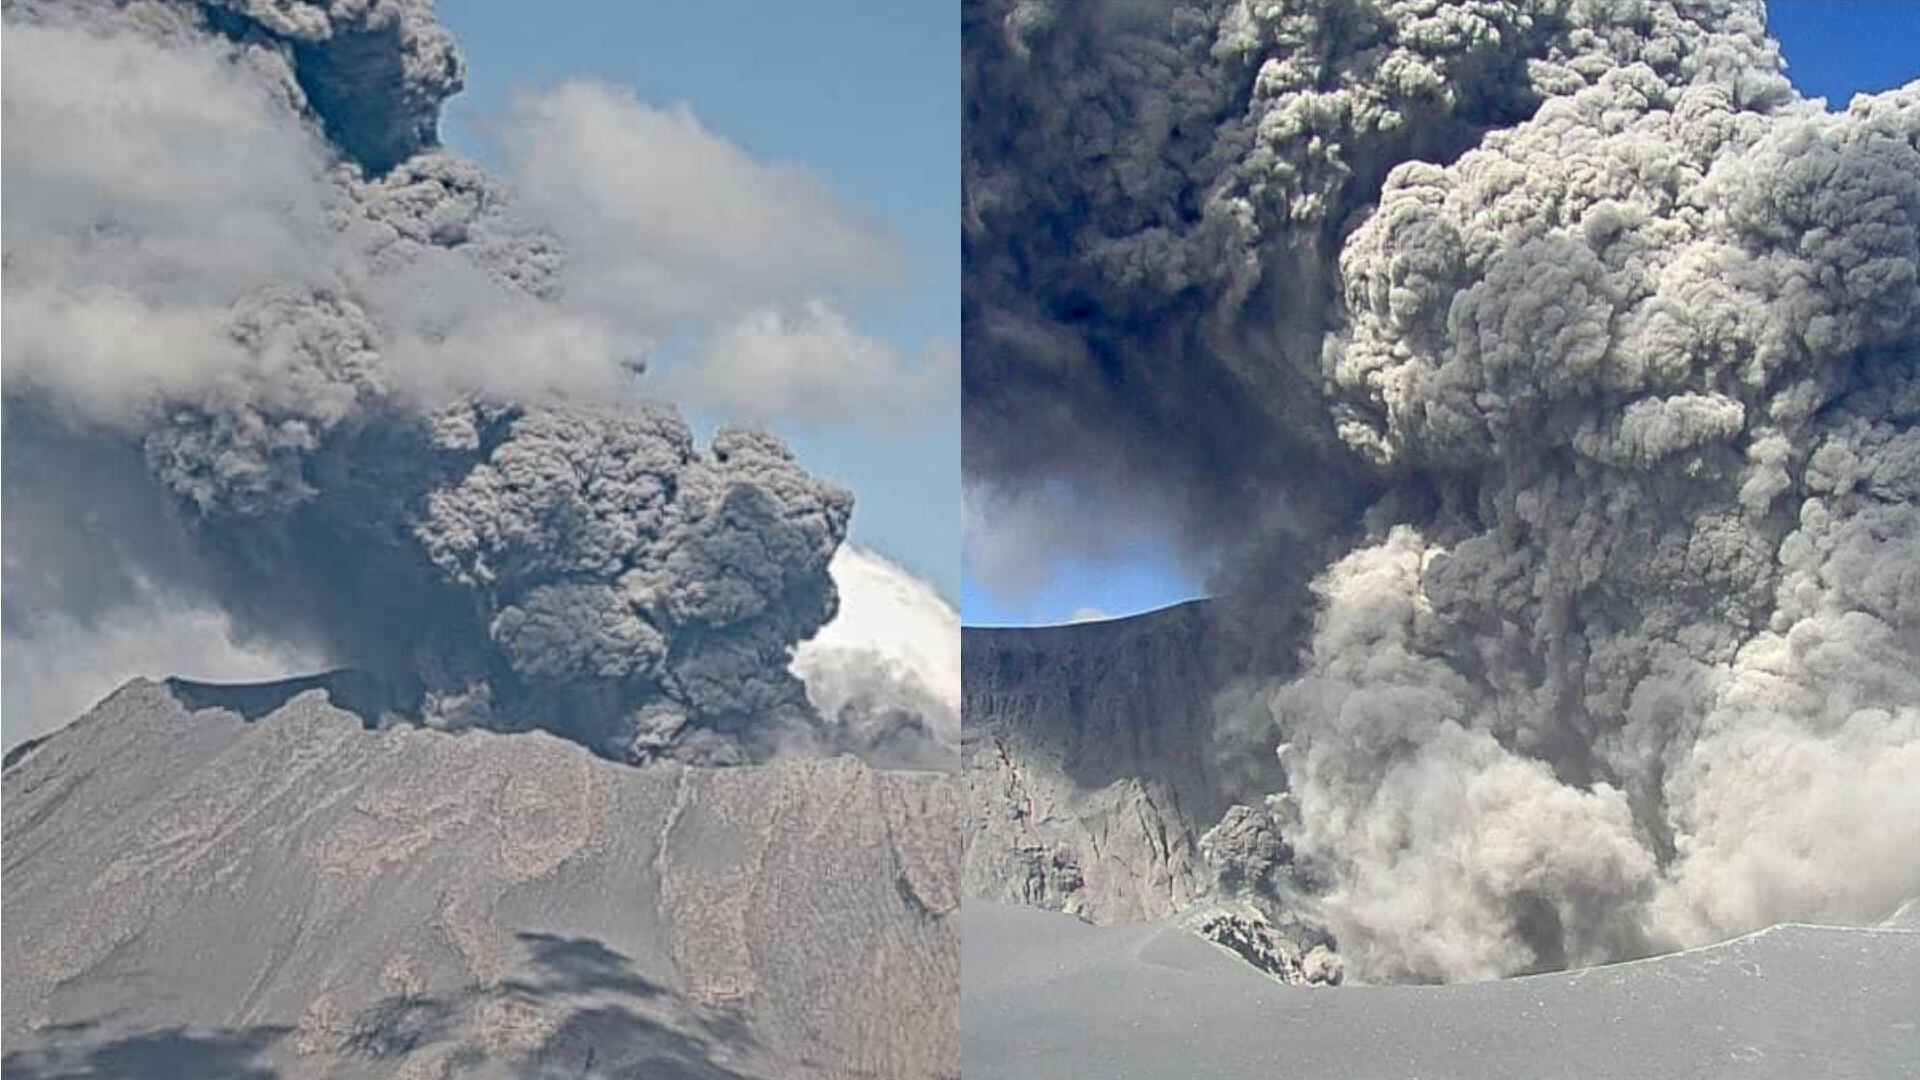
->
489;81;945;429
372;251;642;404
0;18;335;423
806;546;958;707
501;81;894;327
792;546;959;766
654;301;952;430
1;591;318;749
0;20;642;423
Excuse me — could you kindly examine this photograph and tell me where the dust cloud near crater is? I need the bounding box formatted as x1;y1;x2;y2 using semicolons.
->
964;0;1920;983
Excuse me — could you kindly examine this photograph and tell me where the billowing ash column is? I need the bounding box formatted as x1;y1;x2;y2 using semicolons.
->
3;0;869;764
966;0;1920;982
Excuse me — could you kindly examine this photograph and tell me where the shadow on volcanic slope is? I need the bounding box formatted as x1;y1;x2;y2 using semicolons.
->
0;931;765;1080
1;1021;294;1080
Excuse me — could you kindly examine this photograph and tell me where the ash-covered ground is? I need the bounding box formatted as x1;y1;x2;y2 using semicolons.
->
963;900;1920;1080
961;601;1920;1074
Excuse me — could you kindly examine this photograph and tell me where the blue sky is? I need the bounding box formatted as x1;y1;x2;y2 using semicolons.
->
1770;1;1920;105
438;0;958;600
958;537;1203;628
961;0;1920;628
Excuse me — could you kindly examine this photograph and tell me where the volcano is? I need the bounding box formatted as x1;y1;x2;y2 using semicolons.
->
2;676;960;1079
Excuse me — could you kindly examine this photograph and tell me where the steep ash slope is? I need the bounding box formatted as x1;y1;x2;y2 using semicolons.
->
2;679;961;1080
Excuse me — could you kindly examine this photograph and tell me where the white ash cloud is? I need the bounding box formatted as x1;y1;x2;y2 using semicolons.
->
2;11;638;427
1;0;931;767
1;14;338;422
499;81;895;325
661;302;955;433
791;547;961;770
490;80;940;432
966;0;1920;981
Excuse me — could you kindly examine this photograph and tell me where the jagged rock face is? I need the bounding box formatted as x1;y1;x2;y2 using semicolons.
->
962;601;1255;922
1185;907;1342;986
1;680;960;1080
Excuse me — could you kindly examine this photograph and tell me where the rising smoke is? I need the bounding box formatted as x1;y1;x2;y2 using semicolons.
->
793;547;962;770
3;0;953;768
965;0;1920;982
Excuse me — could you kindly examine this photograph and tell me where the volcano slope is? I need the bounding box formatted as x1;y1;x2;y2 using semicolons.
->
2;677;961;1080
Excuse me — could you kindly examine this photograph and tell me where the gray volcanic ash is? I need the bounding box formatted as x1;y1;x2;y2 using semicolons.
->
964;0;1920;982
3;0;949;767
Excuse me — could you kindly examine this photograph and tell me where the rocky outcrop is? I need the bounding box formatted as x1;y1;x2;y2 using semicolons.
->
962;601;1273;923
1184;907;1343;986
1;677;960;1079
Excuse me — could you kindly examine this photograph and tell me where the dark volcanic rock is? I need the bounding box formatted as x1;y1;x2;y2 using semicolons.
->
963;601;1276;922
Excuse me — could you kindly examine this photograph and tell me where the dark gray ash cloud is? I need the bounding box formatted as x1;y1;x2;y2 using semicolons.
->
2;0;952;768
965;0;1920;982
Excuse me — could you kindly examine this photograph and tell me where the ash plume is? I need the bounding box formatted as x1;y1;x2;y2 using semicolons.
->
2;0;927;766
964;0;1778;579
966;0;1920;982
792;547;962;770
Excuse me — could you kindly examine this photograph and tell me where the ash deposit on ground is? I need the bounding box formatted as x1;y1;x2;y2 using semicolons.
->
964;0;1920;989
962;900;1920;1080
2;0;957;770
